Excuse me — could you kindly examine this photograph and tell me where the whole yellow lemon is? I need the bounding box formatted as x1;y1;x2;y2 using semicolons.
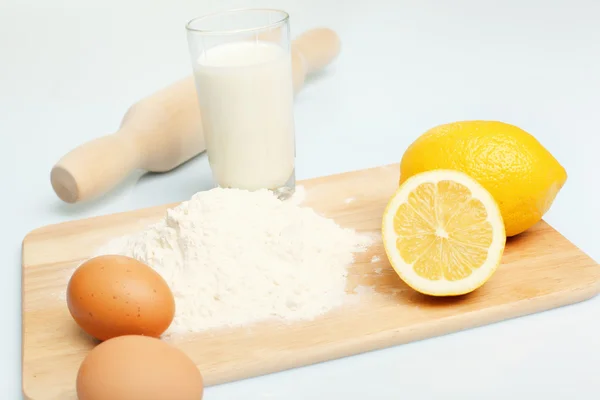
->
400;121;567;237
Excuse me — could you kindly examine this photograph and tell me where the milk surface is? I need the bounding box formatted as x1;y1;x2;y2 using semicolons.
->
194;41;295;191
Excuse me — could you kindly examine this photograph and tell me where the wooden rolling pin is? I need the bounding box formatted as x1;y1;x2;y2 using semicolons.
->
51;28;341;203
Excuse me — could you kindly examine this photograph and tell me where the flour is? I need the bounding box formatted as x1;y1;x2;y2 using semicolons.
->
95;186;372;336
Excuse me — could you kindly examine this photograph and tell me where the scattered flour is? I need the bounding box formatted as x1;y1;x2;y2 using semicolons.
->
344;197;355;204
371;255;381;263
94;187;372;336
374;267;383;275
353;285;375;296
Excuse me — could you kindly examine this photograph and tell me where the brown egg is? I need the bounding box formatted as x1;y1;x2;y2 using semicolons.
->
67;255;175;341
77;335;203;400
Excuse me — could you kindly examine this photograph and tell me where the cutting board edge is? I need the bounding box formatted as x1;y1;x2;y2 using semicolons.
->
20;201;178;246
21;279;600;400
21;163;400;245
200;279;600;388
20;160;600;399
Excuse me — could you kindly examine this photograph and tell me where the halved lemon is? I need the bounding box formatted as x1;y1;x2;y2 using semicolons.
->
382;169;506;296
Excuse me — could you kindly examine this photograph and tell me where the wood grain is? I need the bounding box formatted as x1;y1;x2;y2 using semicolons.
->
22;163;600;400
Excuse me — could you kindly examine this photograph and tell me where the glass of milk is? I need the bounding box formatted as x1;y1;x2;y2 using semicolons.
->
186;9;296;198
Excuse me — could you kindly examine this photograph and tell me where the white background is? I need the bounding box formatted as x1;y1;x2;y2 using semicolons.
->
2;0;600;398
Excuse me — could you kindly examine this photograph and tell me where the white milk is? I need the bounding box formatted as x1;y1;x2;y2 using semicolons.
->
193;40;295;191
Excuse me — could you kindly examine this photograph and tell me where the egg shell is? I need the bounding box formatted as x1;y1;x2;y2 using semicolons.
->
67;255;175;341
77;335;203;400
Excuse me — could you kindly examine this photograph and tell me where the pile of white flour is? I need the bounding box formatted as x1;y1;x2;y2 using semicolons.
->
95;187;372;336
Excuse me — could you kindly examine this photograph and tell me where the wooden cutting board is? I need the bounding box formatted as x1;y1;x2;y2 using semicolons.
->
22;163;600;400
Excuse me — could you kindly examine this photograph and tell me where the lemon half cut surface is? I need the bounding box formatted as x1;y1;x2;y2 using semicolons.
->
382;170;506;296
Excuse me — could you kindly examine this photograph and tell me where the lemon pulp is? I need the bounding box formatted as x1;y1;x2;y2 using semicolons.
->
382;170;506;296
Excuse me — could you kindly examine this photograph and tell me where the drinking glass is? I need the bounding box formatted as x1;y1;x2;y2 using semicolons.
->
186;9;296;199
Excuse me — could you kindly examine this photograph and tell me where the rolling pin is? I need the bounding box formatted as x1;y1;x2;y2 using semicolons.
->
51;28;341;203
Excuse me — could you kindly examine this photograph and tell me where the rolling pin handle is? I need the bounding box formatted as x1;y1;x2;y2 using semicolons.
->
292;28;341;75
51;133;141;203
50;28;342;204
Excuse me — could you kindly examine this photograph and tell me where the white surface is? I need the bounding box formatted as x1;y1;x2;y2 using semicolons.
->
1;0;599;398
